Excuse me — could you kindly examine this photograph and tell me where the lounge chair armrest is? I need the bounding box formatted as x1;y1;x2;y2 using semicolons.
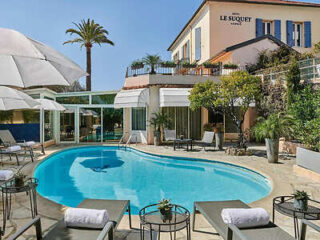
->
97;221;114;240
227;224;250;240
299;219;320;240
8;216;42;240
16;140;26;143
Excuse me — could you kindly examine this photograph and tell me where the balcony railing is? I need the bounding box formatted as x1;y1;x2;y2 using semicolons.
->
126;61;246;78
255;57;320;83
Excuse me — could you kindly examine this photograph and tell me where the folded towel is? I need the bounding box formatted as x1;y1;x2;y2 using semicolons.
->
5;145;21;152
64;208;109;229
19;141;36;147
221;208;270;228
0;170;14;181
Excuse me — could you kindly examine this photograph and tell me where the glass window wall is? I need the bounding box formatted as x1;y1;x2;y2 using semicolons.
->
103;108;123;142
79;108;102;142
132;107;146;131
60;110;75;141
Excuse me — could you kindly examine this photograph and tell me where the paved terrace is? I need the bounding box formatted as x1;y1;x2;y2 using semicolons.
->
1;144;320;240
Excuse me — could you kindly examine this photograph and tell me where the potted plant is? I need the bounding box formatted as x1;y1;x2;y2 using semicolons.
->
203;62;219;69
131;60;144;70
149;112;171;146
253;113;294;163
223;63;238;69
157;198;173;222
182;61;197;68
161;61;177;68
214;123;224;150
142;54;161;74
14;172;26;187
293;190;310;211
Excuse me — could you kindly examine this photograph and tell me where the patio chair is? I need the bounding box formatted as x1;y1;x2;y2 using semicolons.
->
193;200;295;240
163;129;176;142
299;219;320;240
0;145;26;166
194;131;215;150
0;129;45;156
9;199;132;240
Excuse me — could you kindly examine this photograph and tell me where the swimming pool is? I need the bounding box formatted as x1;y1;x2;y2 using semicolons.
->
34;146;271;214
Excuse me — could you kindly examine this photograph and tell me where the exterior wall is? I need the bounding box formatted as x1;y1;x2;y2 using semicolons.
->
201;107;208;137
170;1;320;61
147;86;160;144
124;74;220;89
171;5;211;63
232;39;280;67
210;1;320;57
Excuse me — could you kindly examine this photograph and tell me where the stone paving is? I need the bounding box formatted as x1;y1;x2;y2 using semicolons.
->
1;143;320;239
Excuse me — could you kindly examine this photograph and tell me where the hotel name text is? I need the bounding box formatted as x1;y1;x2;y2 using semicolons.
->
220;13;252;25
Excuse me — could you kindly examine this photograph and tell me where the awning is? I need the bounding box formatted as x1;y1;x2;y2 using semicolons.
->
159;88;191;107
114;88;149;109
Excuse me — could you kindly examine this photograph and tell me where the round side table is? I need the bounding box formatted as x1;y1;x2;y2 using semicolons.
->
273;196;320;239
139;204;191;240
1;178;38;234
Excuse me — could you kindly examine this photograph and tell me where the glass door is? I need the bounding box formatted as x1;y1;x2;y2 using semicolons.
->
60;109;75;142
79;108;102;142
103;108;123;142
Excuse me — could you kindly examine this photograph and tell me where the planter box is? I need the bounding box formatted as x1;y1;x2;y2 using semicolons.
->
296;147;320;174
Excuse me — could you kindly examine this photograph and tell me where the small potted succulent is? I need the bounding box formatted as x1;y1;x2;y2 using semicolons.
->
161;61;177;68
214;123;224;150
293;190;310;211
14;172;26;187
157;199;173;222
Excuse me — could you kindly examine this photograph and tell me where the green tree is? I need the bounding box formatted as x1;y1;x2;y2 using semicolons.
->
189;71;262;148
64;19;114;91
286;61;301;107
142;54;161;74
314;41;320;54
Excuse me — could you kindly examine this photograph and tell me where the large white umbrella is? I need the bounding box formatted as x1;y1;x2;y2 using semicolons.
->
0;86;39;110
33;99;66;111
0;28;87;88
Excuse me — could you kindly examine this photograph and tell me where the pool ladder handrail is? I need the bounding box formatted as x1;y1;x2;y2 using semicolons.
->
118;133;138;150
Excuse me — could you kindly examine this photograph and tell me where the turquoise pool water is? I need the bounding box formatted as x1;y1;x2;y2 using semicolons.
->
34;146;271;214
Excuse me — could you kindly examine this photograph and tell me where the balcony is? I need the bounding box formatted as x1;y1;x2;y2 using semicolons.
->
124;61;246;89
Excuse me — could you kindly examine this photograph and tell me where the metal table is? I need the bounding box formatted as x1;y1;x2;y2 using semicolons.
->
173;139;193;151
273;196;320;239
139;204;191;240
1;177;38;235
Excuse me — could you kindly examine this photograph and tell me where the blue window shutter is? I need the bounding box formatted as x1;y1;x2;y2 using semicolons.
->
304;21;312;48
286;21;293;47
186;40;190;61
181;46;184;60
256;18;263;37
195;27;201;61
274;20;281;40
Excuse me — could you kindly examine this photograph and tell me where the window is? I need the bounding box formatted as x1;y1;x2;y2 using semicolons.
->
131;107;146;131
195;27;201;61
263;21;272;35
92;94;116;104
173;52;179;62
181;41;190;62
293;23;302;47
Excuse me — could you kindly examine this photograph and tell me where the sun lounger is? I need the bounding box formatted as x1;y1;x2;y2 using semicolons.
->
0;145;25;165
194;131;215;150
0;129;45;156
9;199;132;240
163;129;176;142
193;200;295;240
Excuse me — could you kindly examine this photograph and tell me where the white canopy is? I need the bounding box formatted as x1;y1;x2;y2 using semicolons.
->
33;99;66;111
114;88;149;109
0;28;87;88
0;86;40;110
159;88;191;107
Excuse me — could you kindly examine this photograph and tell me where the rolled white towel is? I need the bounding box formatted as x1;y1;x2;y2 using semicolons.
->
0;170;14;180
221;208;270;228
64;208;109;229
5;145;21;152
19;141;36;147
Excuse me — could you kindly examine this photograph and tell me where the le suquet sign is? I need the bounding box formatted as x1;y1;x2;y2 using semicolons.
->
220;13;252;26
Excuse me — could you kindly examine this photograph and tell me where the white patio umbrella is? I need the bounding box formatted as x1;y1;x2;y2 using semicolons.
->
33;99;66;111
0;28;87;88
0;86;39;110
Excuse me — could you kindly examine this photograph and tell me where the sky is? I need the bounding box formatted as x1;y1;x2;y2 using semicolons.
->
0;0;318;91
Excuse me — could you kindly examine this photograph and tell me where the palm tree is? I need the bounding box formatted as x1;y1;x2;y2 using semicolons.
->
64;19;114;91
142;54;161;74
